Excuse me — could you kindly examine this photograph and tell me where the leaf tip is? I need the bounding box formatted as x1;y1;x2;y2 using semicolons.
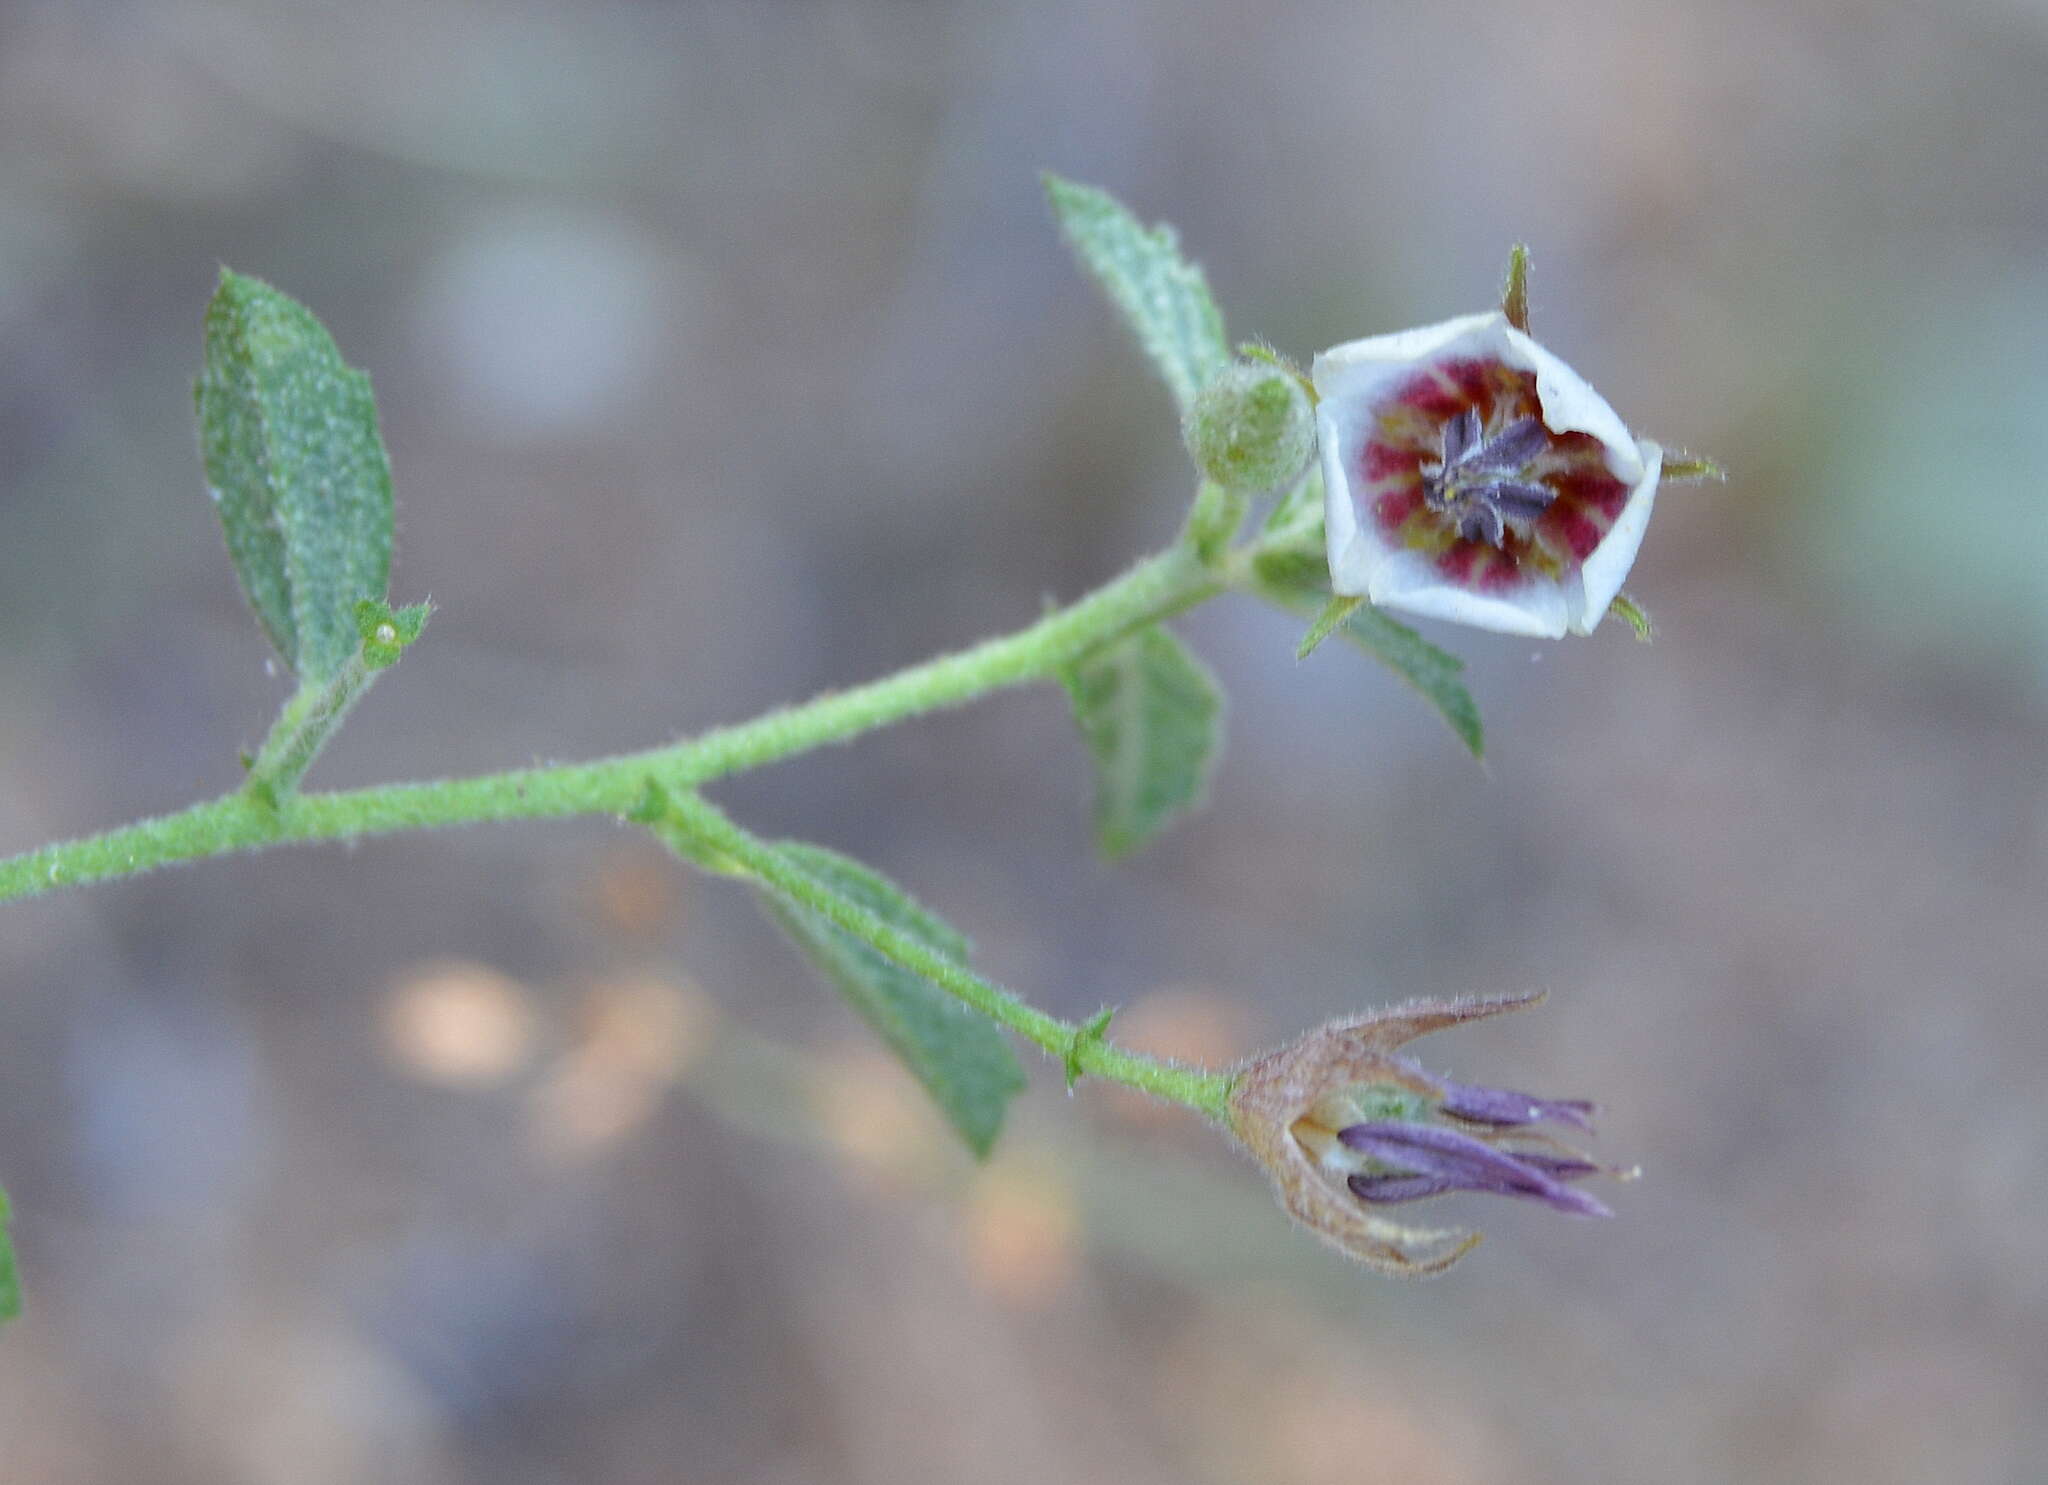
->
1297;594;1366;660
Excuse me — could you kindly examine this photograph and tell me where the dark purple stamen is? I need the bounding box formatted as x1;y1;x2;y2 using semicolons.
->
1459;416;1548;473
1338;1121;1612;1217
1424;415;1559;548
1456;503;1506;546
1440;408;1482;466
1479;480;1558;520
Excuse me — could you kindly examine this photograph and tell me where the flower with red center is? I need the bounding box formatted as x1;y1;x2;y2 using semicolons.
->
1227;991;1630;1275
1313;312;1662;637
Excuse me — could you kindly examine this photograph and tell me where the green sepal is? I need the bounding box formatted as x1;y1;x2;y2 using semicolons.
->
630;777;747;876
1062;624;1224;860
1043;174;1229;415
1607;592;1654;641
356;598;430;670
1501;243;1532;332
197;269;395;684
1066;1007;1116;1091
757;843;1025;1158
1235;341;1315;401
626;776;672;826
1660;453;1726;483
1296;594;1367;660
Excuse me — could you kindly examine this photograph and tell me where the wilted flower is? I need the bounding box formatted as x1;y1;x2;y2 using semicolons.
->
1227;992;1629;1275
1312;312;1662;637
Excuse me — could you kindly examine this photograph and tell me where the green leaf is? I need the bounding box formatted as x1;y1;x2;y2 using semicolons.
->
1062;624;1224;859
197;269;395;684
1044;174;1229;414
1256;518;1485;758
1330;607;1485;758
0;1183;20;1327
758;843;1025;1158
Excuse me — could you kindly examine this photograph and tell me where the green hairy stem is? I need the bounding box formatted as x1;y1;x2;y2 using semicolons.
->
0;540;1264;1111
0;544;1223;902
649;790;1234;1117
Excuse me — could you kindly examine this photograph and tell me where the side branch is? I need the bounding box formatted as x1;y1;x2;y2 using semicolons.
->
0;546;1221;904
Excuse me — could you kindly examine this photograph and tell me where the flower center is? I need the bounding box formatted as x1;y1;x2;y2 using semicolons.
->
1418;409;1559;548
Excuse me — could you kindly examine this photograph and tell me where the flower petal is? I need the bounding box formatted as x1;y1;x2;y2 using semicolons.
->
1568;439;1661;634
1436;1078;1597;1131
1312;312;1655;637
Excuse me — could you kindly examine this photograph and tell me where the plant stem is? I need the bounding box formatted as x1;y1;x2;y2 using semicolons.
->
0;544;1220;904
242;654;377;804
652;788;1233;1117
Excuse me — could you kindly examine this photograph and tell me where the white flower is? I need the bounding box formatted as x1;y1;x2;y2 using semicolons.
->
1313;312;1661;637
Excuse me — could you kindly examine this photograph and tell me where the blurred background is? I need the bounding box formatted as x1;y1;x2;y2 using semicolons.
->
2;1;2045;1480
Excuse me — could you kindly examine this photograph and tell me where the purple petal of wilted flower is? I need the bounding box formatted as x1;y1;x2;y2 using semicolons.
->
1338;1122;1613;1218
1436;1078;1596;1131
1347;1151;1605;1205
1347;1173;1464;1204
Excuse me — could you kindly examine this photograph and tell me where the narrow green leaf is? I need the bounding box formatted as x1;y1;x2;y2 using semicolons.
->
197;270;394;683
1332;606;1485;758
1044;174;1229;413
1062;625;1224;859
1296;594;1366;660
758;843;1025;1158
0;1183;20;1326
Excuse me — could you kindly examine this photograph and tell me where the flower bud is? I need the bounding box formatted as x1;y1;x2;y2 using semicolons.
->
1227;992;1628;1275
1183;359;1316;495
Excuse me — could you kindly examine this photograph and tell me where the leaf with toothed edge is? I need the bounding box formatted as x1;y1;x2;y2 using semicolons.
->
756;842;1025;1159
197;270;394;684
1062;625;1223;859
1044;174;1230;415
